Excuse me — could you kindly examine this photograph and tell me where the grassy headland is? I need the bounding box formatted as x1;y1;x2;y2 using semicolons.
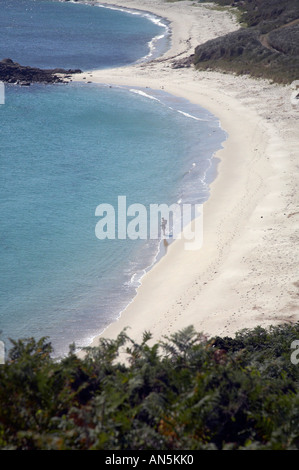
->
177;0;299;83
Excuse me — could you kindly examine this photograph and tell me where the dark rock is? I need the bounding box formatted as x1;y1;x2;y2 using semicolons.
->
171;55;194;69
2;58;15;65
0;58;82;85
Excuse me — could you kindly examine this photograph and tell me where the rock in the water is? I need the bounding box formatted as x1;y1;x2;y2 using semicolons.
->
0;58;82;85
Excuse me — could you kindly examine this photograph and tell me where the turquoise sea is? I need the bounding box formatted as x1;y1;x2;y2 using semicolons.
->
0;0;226;356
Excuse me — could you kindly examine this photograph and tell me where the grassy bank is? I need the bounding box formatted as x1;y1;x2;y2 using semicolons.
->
175;0;299;83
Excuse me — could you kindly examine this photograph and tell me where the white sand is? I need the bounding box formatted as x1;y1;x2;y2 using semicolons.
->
74;0;299;348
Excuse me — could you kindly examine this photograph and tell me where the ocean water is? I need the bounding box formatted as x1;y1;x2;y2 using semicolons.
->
0;1;225;357
0;0;169;69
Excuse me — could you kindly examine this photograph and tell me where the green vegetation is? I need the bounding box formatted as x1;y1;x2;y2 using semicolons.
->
190;0;299;83
0;322;298;450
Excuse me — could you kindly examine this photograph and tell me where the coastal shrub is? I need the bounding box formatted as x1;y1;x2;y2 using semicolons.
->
192;0;299;84
0;322;298;450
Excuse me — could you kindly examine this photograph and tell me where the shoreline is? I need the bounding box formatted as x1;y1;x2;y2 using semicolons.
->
74;0;298;351
93;2;172;64
79;83;226;353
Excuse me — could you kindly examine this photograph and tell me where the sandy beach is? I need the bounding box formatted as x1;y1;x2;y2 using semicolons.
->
74;0;299;348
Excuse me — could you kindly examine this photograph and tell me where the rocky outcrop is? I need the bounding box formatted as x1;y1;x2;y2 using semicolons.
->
172;55;194;69
0;58;82;85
